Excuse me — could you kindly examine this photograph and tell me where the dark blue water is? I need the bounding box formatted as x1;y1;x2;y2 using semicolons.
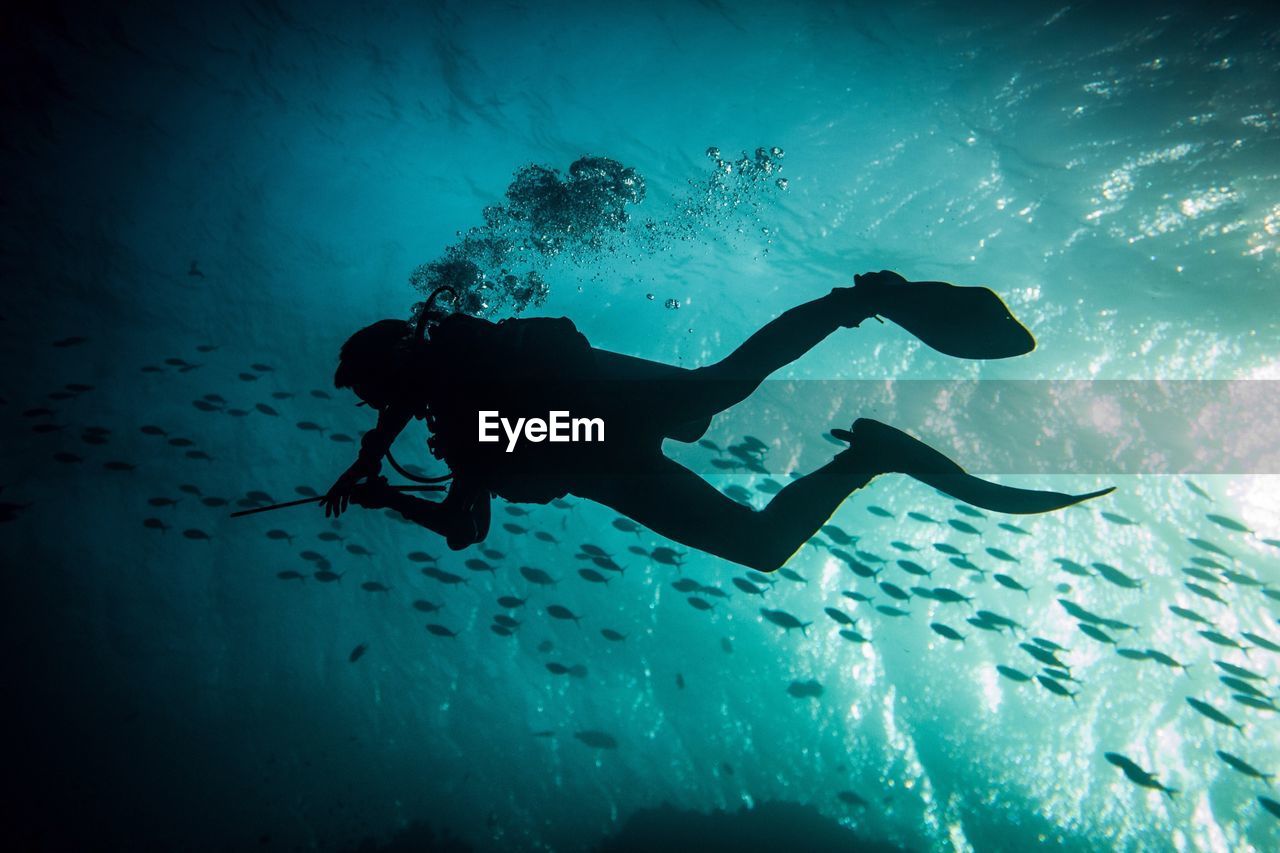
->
5;1;1279;850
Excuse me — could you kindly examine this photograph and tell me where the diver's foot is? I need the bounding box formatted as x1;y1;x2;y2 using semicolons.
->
845;270;1036;359
829;270;907;329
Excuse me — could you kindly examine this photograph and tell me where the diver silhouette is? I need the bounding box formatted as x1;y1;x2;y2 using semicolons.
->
321;270;1112;571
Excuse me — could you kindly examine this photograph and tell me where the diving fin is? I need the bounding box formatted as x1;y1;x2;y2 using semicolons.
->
861;273;1036;359
831;419;1113;515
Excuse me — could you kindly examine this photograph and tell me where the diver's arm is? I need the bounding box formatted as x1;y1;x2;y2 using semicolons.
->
380;476;490;550
321;407;412;517
354;406;412;475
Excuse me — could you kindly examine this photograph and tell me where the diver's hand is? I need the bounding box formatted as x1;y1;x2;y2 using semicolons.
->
349;475;395;510
321;466;365;518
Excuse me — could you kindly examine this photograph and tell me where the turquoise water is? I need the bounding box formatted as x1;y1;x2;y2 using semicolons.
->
5;1;1279;850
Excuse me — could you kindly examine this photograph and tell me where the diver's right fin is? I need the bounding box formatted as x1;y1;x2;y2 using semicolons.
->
832;418;1113;515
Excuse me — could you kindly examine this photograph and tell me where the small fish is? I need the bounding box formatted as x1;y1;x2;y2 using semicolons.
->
103;461;136;472
996;665;1031;683
296;421;326;433
1079;623;1116;645
503;523;528;535
1181;567;1223;584
759;608;811;634
348;643;368;663
1205;514;1250;533
329;433;354;443
1092;562;1143;590
777;568;807;584
687;596;714;611
930;588;974;607
1242;632;1280;653
600;629;626;642
1036;676;1078;703
265;529;293;542
573;730;618;749
360;581;390;593
875;605;911;618
412;600;443;613
824;607;856;627
896;559;931;577
833;551;878;578
406;551;437;563
841;590;874;603
787;679;824;699
182;528;211;541
142;518;169;533
954;504;986;519
578;568;610;584
1220;676;1267;699
1198;630;1248;653
255;403;279;417
1104;753;1176;798
422;567;466;585
425;624;457;638
464;558;495;573
1144;650;1187;670
310;389;332;400
947;519;981;535
1053;558;1092;577
820;524;856;546
1168;605;1214;627
1187;537;1232;559
1184;479;1212;501
1115;648;1150;661
878;581;910;601
979;611;1024;633
1215;752;1274;785
836;790;868;807
867;505;894;518
611;518;641;534
1100;512;1137;526
650;547;685;566
985;547;1019;564
1214;660;1265;681
933;543;965;557
546;604;582;623
839;629;870;643
930;622;965;642
275;570;305;581
313;570;343;583
493;614;520;629
1184;583;1226;604
1220;569;1264;587
997;522;1032;536
993;574;1030;596
520;566;557;586
1186;697;1243;731
908;512;939;524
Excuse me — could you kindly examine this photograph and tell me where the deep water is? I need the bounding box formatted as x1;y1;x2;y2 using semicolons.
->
4;1;1280;851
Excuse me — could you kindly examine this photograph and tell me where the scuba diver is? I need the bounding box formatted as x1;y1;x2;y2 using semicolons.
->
320;270;1112;572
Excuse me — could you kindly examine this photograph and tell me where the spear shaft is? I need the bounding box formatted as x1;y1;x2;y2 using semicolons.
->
229;484;444;518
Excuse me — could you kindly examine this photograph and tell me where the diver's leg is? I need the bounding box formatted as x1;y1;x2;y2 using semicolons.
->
664;284;878;426
571;450;880;572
